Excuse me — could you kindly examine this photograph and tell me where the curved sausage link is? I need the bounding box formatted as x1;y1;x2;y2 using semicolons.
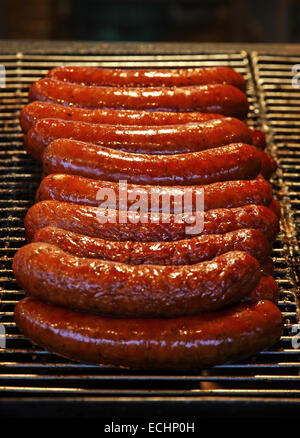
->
29;78;249;118
41;140;262;186
24;201;280;243
14;298;283;369
36;173;273;212
245;275;279;304
261;257;274;276
13;243;261;317
47;66;247;90
32;226;271;266
20;101;265;149
24;117;252;160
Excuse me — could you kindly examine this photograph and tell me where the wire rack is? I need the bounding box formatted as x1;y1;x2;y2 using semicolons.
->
0;46;299;417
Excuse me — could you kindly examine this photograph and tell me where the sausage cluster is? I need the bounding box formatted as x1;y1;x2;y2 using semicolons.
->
13;65;283;370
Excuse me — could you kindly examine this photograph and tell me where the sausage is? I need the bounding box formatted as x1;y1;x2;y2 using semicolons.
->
41;140;262;186
36;173;273;212
29;78;249;118
245;275;279;304
47;66;247;90
32;226;271;266
255;148;277;180
261;257;274;276
268;198;281;218
20;101;223;132
13;243;261;317
24;117;252;160
24;200;280;242
251;129;266;149
32;226;274;300
20;101;265;149
14;298;283;369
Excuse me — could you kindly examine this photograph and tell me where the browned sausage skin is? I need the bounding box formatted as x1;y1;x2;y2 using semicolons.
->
251;128;266;149
41;140;262;186
20;101;265;149
13;243;261;317
261;257;274;276
24;201;280;243
24;117;252;160
36;173;273;212
19;101;224;132
25;117;273;178
47;66;247;90
246;275;279;304
29;79;249;118
254;148;277;180
14;298;283;369
32;226;271;266
268;198;281;218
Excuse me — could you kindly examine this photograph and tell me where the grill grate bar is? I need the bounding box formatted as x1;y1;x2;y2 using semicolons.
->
1;387;300;397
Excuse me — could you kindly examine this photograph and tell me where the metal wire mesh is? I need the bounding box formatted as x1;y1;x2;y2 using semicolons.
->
0;49;299;404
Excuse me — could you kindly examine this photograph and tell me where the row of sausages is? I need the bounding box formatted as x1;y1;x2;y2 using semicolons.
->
13;66;283;370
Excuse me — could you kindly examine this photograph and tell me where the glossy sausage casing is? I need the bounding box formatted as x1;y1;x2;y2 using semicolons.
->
29;78;249;118
36;173;273;212
20;101;266;149
13;243;261;317
26;118;274;178
246;275;279;304
20;102;224;132
268;198;281;218
41;140;262;186
261;257;274;276
32;226;271;266
14;298;283;369
255;148;277;179
47;66;247;90
24;201;280;243
24;117;252;160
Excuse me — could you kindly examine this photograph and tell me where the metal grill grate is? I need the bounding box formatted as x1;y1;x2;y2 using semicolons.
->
0;47;299;415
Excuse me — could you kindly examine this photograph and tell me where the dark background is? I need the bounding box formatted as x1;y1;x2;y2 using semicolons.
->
0;0;299;43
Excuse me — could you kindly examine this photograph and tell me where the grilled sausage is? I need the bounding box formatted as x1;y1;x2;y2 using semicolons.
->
20;101;222;132
268;198;281;218
32;226;271;266
29;78;249;118
24;117;252;160
14;298;283;369
251;128;266;149
36;173;273;212
47;66;247;90
13;243;261;317
20;101;224;132
245;275;279;304
41;140;262;186
24;200;280;243
20;101;265;148
261;257;274;276
255;148;277;180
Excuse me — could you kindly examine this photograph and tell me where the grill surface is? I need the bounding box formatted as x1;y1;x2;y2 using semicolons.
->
0;45;299;417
